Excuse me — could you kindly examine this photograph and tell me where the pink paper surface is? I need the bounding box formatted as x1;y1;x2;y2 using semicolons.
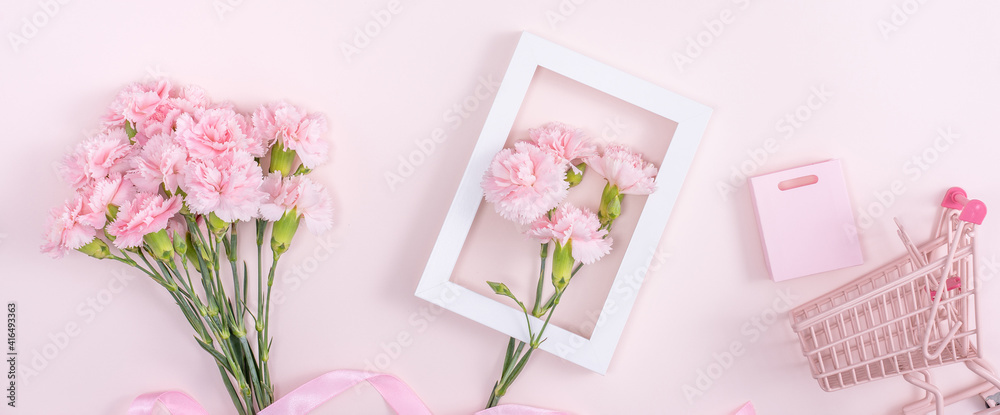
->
3;2;1000;415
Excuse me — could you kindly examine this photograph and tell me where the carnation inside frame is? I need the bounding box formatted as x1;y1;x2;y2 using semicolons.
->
449;67;678;339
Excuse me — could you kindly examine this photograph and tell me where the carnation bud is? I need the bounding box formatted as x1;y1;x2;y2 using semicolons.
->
598;183;622;227
566;163;586;188
551;240;573;292
269;142;297;177
183;233;210;272
143;229;175;262
172;231;188;258
207;213;229;236
271;209;301;258
77;238;111;259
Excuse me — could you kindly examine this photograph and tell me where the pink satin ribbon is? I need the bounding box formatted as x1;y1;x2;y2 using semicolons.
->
130;369;567;415
734;401;756;415
128;391;209;415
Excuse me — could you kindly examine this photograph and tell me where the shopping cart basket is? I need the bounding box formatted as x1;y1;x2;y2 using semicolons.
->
789;187;1000;414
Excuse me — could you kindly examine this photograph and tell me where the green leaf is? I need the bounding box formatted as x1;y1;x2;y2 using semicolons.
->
124;120;137;139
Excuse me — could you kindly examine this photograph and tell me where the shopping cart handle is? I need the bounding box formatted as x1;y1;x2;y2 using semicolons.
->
942;187;968;210
942;187;987;225
962;200;987;225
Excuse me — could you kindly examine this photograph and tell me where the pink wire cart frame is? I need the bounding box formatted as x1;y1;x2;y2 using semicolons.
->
790;187;1000;414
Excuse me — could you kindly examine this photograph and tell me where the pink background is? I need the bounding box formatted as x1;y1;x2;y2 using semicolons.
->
2;1;999;414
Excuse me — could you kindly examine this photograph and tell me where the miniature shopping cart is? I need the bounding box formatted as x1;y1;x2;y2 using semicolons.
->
790;187;1000;414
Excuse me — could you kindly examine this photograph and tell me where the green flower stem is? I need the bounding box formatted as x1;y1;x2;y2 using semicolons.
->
487;290;567;408
487;340;534;408
111;215;281;413
254;219;273;402
500;337;516;377
259;256;280;399
114;247;249;414
237;335;266;410
224;227;244;332
217;364;249;415
538;263;584;315
530;243;549;318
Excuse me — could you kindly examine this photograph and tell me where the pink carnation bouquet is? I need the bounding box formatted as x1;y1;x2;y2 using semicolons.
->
479;122;657;407
42;79;333;415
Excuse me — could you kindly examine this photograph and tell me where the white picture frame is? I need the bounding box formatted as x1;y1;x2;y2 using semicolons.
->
414;31;712;374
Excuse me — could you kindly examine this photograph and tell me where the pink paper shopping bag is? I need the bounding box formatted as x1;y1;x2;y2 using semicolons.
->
749;160;863;281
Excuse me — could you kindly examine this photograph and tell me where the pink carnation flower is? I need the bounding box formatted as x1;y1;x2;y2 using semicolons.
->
82;174;136;228
482;142;569;224
176;107;262;160
527;204;612;265
138;99;183;139
103;79;172;128
106;192;183;249
528;122;597;168
259;172;334;233
585;145;658;195
128;134;188;194
40;195;99;258
182;150;266;223
60;128;134;189
172;85;211;114
252;102;329;168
